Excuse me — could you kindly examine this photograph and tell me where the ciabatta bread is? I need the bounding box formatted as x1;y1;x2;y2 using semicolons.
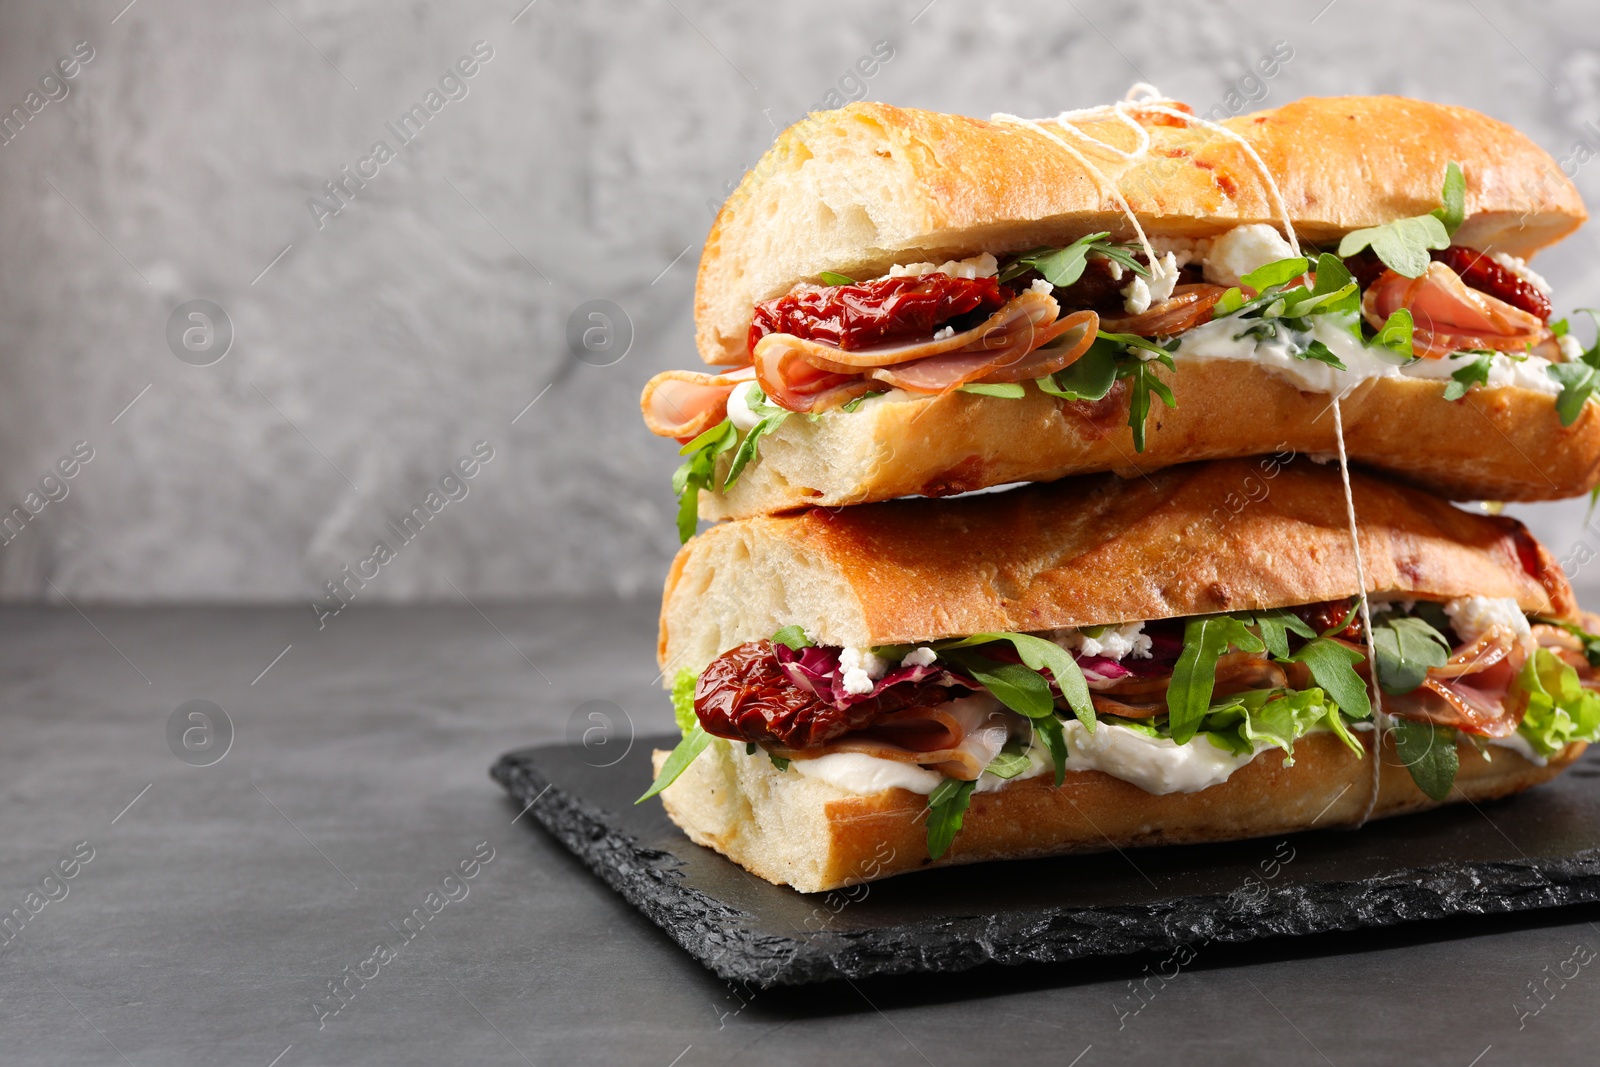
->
698;96;1585;365
653;733;1585;893
692;365;1600;520
660;458;1573;673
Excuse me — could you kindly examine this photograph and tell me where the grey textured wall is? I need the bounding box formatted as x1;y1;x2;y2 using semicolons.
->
2;0;1600;604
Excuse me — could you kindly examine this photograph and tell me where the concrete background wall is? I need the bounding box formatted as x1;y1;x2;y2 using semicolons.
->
1;0;1599;604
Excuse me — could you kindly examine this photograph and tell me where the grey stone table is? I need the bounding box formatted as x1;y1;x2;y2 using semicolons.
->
5;603;1600;1066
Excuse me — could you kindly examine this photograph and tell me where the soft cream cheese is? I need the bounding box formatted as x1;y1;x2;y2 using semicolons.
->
1485;732;1548;767
789;720;1270;798
1059;721;1267;794
726;379;763;431
1169;313;1563;397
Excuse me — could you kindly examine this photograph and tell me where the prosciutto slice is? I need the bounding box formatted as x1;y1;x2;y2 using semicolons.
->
1386;625;1531;737
786;699;1013;781
754;291;1098;409
1098;284;1228;337
1362;262;1547;360
640;366;755;440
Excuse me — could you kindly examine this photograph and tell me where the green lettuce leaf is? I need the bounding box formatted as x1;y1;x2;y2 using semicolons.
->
671;667;698;734
771;625;813;651
1035;337;1119;401
1515;647;1600;757
957;382;1027;398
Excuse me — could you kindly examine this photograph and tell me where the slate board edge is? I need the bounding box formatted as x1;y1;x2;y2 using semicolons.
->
491;746;1600;988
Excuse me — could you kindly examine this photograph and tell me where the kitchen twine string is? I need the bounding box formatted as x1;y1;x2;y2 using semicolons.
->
994;85;1385;826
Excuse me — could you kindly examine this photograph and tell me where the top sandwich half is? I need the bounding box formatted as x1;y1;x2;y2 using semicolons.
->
642;94;1600;533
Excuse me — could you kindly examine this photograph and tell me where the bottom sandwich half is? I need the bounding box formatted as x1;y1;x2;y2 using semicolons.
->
643;458;1600;893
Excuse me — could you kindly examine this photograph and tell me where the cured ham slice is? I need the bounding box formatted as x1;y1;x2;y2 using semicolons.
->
753;291;1098;409
1387;625;1531;737
640;366;755;440
1362;262;1547;360
1098;284;1228;337
780;698;1013;780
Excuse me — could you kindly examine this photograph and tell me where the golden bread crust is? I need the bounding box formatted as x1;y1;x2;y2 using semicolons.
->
660;457;1574;666
654;736;1586;893
698;96;1585;365
694;363;1600;520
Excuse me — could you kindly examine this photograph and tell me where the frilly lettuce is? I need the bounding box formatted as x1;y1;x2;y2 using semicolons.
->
1516;648;1600;758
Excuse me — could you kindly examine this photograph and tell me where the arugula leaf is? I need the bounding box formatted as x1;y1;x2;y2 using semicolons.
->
672;420;738;543
1120;356;1176;453
670;667;699;733
1000;233;1150;287
1241;257;1309;293
770;753;791;771
1337;214;1450;278
957;382;1027;398
1553;317;1570;338
1370;616;1451;694
1167;616;1266;744
723;410;789;489
1034;715;1068;787
1548;361;1600;426
1374;308;1416;362
1309;253;1361;319
984;743;1035;780
926;777;977;859
818;271;856;286
1244;608;1317;659
1299;339;1347;370
1322;600;1362;638
941;653;1057;718
1214;287;1246;316
637;724;713;802
1391;717;1458;801
935;632;1096;730
1443;352;1494;401
1035;338;1119;401
1284;637;1372;720
840;391;885;413
1431;161;1466;236
771;625;813;651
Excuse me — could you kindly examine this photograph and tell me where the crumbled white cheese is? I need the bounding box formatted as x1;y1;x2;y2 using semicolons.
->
725;380;762;432
1029;278;1054;295
1150;235;1210;272
932;325;955;340
1559;333;1585;362
1054;622;1152;661
1202;223;1296;288
1444;597;1532;645
839;646;889;695
1120;251;1179;314
1489;251;1553;296
1121;275;1152;315
886;252;998;280
901;646;938;668
1103;256;1124;281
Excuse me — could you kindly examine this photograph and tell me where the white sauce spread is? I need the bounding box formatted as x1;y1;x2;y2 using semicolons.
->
790;721;1269;797
1169;313;1562;397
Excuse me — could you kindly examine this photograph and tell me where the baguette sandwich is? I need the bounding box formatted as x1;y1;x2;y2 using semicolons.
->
643;93;1600;535
640;458;1600;892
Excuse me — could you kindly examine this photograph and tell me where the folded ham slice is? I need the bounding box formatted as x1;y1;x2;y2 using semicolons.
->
640;366;755;440
779;697;1013;780
1386;625;1531;737
1362;262;1547;360
1099;284;1228;337
753;292;1097;410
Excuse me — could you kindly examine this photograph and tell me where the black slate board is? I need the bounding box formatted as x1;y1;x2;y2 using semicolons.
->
491;737;1600;987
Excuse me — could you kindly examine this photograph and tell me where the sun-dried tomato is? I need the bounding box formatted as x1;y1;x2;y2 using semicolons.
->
1343;246;1551;322
748;274;1011;354
694;640;954;749
1291;598;1364;641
